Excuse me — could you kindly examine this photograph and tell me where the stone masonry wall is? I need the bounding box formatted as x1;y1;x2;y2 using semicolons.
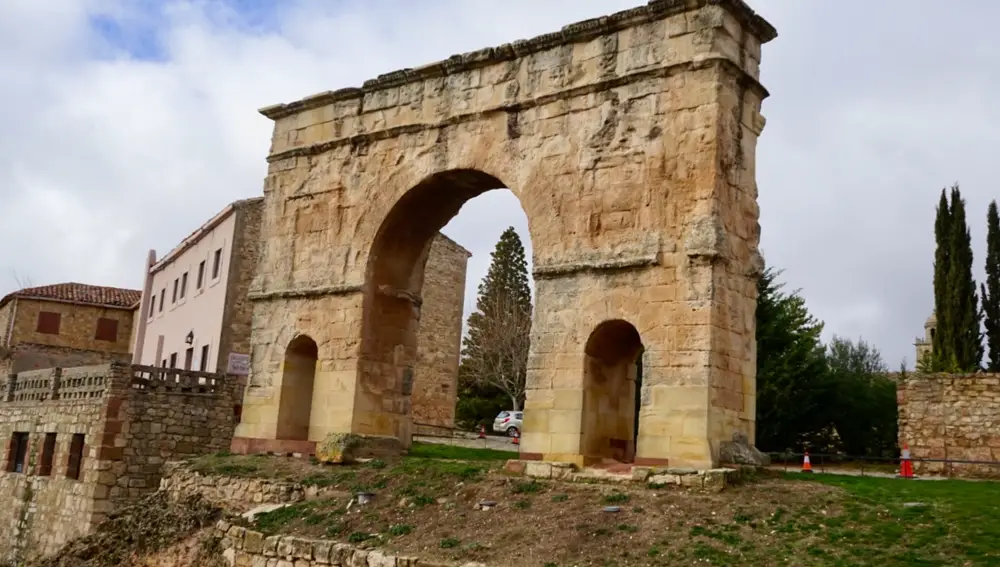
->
0;367;106;565
8;298;135;355
160;461;343;511
0;362;240;563
897;373;1000;478
219;197;265;372
8;342;131;374
103;365;242;511
412;234;470;436
216;523;421;567
0;301;13;348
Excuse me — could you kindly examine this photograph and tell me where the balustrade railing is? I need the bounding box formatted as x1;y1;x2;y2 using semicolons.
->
130;365;226;395
2;363;229;402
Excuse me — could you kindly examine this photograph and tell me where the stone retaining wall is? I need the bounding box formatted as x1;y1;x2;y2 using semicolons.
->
161;462;347;510
897;373;1000;478
0;361;240;564
217;521;451;567
503;459;743;491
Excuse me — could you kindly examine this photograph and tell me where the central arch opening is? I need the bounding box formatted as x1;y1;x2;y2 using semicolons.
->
357;169;533;442
581;319;644;464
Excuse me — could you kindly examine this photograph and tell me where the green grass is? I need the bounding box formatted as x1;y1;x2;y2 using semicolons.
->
603;491;630;504
190;448;1000;566
407;442;516;461
781;473;1000;565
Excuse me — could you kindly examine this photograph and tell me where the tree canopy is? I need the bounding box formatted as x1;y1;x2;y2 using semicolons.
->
455;227;532;426
755;263;898;456
926;184;982;371
982;200;1000;371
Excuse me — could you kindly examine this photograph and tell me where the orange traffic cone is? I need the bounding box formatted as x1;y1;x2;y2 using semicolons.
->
511;430;520;445
801;451;813;473
478;425;486;439
898;444;914;479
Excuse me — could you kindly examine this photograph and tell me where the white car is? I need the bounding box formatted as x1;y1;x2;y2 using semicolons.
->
492;411;523;436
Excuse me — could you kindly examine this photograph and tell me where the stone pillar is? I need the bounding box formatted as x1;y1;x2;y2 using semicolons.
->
48;367;63;400
4;373;15;402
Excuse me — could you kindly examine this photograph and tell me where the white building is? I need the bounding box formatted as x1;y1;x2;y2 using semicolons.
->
131;198;263;373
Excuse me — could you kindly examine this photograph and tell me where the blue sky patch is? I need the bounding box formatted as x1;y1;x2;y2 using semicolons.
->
89;12;167;62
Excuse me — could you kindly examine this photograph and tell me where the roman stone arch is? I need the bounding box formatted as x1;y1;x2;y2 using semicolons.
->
233;0;776;469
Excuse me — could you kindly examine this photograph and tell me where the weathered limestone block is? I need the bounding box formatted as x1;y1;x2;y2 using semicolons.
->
648;474;680;486
316;433;362;464
524;462;553;479
718;431;770;466
316;433;403;464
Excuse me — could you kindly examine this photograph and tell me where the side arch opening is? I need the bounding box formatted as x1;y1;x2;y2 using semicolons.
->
276;334;318;441
581;319;644;464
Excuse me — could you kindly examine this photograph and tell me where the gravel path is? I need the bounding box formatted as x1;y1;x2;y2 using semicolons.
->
413;433;519;452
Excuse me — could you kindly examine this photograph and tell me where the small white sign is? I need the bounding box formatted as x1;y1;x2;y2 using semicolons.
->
227;353;251;376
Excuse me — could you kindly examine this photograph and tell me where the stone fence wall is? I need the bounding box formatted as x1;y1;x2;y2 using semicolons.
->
217;522;428;567
0;361;242;564
158;464;457;566
897;373;1000;478
160;461;344;511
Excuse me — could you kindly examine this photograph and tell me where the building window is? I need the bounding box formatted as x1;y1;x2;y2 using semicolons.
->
180;272;188;298
197;261;206;289
212;248;222;279
169;352;178;368
149;295;156;317
184;347;194;370
199;344;210;371
36;311;61;335
172;279;179;303
95;317;119;342
6;432;29;473
66;433;84;480
159;289;165;312
39;433;57;476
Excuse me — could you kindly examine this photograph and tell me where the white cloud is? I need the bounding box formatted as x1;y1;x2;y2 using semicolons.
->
4;0;1000;367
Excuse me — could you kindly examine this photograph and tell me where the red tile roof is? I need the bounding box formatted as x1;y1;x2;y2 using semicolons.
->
0;283;142;310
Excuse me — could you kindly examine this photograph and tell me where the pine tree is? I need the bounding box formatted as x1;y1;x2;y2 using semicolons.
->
459;227;533;412
755;264;833;452
947;185;983;371
930;189;953;371
982;200;1000;371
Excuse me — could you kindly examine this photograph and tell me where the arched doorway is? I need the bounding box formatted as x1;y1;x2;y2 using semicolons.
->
357;169;531;442
581;320;644;464
276;335;318;441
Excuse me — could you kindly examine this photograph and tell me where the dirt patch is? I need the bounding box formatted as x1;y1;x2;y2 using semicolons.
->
209;454;844;566
29;492;222;567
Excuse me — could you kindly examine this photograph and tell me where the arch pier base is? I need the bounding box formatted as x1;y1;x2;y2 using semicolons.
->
230;0;775;469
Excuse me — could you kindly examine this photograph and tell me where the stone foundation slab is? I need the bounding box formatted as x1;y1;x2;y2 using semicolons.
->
504;459;750;492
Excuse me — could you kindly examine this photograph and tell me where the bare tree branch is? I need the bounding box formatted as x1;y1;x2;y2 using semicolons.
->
9;269;33;290
462;287;531;410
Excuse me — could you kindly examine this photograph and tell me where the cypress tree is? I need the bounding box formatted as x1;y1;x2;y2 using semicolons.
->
929;189;953;370
459;227;533;412
947;185;983;371
982;200;1000;371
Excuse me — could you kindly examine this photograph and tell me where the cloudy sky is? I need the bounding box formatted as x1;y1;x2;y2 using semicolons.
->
2;0;998;368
